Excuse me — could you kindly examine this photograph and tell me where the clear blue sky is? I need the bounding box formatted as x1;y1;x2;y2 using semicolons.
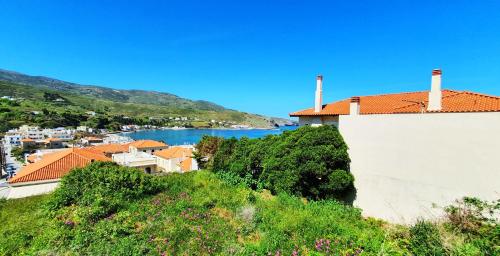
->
1;1;499;118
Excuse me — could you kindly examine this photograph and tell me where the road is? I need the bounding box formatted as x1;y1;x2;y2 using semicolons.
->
1;141;22;198
3;142;22;174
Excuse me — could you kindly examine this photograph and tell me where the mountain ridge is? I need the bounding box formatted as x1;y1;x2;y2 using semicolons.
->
0;68;296;127
0;68;228;112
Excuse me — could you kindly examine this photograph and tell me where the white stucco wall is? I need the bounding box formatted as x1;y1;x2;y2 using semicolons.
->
299;116;339;127
8;180;59;199
338;112;500;223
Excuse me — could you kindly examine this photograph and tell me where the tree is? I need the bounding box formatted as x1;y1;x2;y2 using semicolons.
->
194;135;224;169
209;125;354;200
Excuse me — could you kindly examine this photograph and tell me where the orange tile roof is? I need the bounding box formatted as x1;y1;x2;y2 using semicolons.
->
21;138;35;142
87;143;130;154
26;154;42;163
290;90;500;116
179;158;192;172
154;146;192;159
9;148;110;184
129;140;168;149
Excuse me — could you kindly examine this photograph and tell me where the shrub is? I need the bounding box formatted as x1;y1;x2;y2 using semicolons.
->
409;220;445;256
445;197;499;233
444;197;500;255
193;135;224;169
209;125;354;200
46;161;163;221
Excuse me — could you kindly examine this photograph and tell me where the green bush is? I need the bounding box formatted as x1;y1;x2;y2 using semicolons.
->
1;169;498;255
409;220;445;256
46;161;163;221
444;197;500;255
208;125;354;200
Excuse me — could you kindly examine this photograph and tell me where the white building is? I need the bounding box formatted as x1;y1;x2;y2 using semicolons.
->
112;151;157;174
42;127;75;141
128;140;168;154
290;70;500;223
18;125;44;140
4;130;22;146
154;146;198;173
76;126;93;133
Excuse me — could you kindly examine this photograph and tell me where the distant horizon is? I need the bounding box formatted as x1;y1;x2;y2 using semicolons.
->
1;1;500;118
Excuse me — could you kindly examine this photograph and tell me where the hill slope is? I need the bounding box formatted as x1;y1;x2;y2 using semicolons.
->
0;69;295;129
0;69;226;111
1;165;495;255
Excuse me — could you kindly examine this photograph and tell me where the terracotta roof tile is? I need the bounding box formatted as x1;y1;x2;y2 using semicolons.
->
9;148;110;184
179;158;192;172
154;147;192;159
87;143;130;154
290;90;500;116
129;140;168;149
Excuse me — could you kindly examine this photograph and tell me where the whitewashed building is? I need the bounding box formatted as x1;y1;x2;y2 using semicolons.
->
154;145;198;173
290;70;500;223
4;130;22;146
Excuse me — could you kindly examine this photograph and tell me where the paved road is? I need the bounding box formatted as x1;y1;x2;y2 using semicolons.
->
1;142;21;198
3;142;22;174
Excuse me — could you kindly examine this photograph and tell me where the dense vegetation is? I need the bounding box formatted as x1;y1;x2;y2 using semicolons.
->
0;80;276;132
196;125;354;200
0;163;498;255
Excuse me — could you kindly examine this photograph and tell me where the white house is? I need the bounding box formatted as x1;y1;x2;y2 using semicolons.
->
154;146;198;173
7;148;110;199
112;151;157;174
42;127;75;141
128;140;168;154
290;70;500;223
19;125;44;140
4;130;22;146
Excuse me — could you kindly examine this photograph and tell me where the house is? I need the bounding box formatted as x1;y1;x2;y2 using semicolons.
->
43;127;75;141
21;138;36;149
76;126;92;133
26;148;68;163
5;131;22;146
7;148;110;199
112;151;157;174
87;143;130;157
290;70;500;223
128;140;168;154
81;136;104;145
154;146;198;173
19;125;44;140
44;138;64;149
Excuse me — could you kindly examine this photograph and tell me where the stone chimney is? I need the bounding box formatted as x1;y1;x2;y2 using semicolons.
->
427;69;442;111
314;75;323;112
350;96;360;115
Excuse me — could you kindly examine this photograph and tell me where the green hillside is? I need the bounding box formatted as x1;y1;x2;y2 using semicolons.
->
0;80;275;132
0;68;227;111
0;68;297;131
0;164;496;255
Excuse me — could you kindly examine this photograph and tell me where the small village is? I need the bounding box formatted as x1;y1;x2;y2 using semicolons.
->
0;124;199;199
0;1;499;255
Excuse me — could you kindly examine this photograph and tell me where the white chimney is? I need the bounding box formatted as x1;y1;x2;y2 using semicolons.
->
350;96;360;115
427;69;442;111
314;75;323;112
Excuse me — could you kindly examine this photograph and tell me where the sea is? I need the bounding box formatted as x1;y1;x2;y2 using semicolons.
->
121;126;298;145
